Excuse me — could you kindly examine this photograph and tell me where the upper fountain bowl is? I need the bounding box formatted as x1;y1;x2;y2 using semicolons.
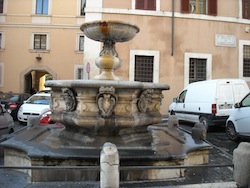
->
80;20;140;43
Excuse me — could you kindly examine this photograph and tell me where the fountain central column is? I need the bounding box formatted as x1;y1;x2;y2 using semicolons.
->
94;40;121;80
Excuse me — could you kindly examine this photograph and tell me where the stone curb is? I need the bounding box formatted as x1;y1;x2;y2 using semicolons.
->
26;181;237;188
167;182;237;188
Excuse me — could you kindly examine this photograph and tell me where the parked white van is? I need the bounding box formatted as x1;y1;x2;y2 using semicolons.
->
169;79;249;130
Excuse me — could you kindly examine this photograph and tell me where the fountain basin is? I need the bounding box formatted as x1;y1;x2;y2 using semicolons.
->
80;20;140;42
80;20;140;80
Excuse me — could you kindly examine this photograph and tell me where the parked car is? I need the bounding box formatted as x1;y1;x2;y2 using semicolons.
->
0;104;15;135
0;93;31;120
39;109;64;128
17;93;51;124
226;92;250;141
39;109;53;124
36;89;52;94
169;79;249;130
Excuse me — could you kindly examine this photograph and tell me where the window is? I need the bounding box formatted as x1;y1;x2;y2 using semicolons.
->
74;65;83;79
239;40;250;81
130;50;160;83
0;0;3;13
31;32;49;51
0;63;3;87
189;58;207;83
76;34;84;52
0;31;5;50
189;0;206;14
136;0;156;11
243;0;250;19
181;0;217;16
135;55;154;82
184;53;212;86
242;93;250;107
36;0;48;15
0;33;2;49
178;90;187;103
79;35;84;51
34;34;47;50
243;45;250;77
80;0;86;16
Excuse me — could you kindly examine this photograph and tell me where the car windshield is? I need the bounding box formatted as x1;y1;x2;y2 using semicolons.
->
10;95;20;101
27;95;51;105
241;93;250;107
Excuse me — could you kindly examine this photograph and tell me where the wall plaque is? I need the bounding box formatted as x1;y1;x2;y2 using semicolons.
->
215;34;236;47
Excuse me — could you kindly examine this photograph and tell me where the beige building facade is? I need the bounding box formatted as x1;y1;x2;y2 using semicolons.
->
1;0;250;113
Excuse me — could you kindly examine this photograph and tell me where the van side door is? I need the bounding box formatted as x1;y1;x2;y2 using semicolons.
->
174;90;187;120
216;81;234;116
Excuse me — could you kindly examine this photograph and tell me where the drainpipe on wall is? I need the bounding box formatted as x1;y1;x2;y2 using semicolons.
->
171;0;175;56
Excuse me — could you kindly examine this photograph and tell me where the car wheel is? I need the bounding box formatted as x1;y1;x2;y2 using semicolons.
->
9;128;14;134
18;120;27;126
199;116;209;131
226;122;239;142
170;110;175;115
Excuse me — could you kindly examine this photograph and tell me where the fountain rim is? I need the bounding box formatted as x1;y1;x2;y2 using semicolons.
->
45;79;170;90
80;20;140;43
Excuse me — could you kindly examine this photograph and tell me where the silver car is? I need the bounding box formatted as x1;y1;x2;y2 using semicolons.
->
0;104;15;135
226;92;250;141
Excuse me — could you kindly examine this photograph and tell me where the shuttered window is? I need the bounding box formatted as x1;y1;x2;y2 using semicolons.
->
208;0;217;15
243;0;250;19
136;0;156;11
181;0;217;16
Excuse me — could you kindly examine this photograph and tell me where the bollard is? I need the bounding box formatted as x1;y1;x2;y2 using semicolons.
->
27;115;40;126
168;115;179;127
192;123;207;140
233;142;250;188
100;142;119;188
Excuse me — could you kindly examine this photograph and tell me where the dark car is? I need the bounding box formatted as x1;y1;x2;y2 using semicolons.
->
0;93;31;120
0;104;15;135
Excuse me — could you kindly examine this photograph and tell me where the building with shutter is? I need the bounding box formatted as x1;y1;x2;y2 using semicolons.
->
0;0;250;113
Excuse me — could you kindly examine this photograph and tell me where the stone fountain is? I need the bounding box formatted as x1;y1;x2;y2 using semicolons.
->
1;20;211;182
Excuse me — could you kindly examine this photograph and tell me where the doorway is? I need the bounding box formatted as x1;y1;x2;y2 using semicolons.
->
21;66;57;94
